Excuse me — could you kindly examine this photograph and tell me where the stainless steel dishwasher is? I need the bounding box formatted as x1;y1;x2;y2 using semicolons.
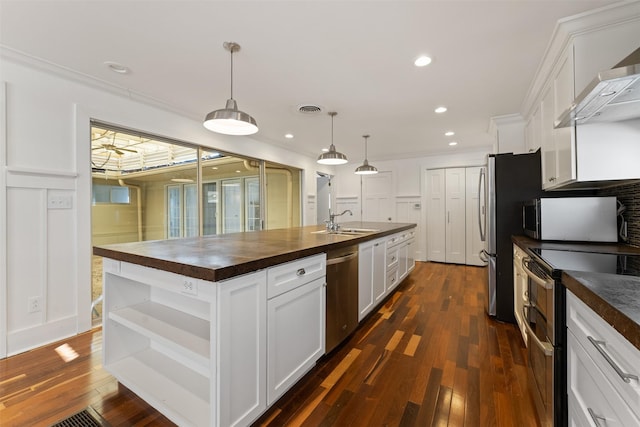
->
325;245;359;354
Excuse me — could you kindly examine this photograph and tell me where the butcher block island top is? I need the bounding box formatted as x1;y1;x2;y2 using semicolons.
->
93;221;416;282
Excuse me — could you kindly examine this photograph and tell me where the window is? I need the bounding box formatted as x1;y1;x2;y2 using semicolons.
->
92;184;130;204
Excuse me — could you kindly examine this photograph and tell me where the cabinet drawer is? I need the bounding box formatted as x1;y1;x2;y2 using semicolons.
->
567;291;640;418
267;253;326;299
386;246;399;269
386;233;402;248
386;266;399;291
568;330;640;427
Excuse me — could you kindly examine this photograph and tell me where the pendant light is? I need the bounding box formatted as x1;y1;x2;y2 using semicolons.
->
203;42;258;136
354;134;378;175
317;112;348;165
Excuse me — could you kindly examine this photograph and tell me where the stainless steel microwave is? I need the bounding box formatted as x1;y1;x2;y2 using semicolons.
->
522;197;618;242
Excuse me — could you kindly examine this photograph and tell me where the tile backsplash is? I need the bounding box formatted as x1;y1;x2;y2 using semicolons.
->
598;181;640;248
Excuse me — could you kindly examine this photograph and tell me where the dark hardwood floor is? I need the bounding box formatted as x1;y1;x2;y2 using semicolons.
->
0;262;539;426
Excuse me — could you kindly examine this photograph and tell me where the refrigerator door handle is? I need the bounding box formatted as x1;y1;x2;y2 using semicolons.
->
479;249;489;263
478;167;486;242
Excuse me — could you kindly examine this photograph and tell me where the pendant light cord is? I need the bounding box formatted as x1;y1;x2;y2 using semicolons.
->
230;47;234;100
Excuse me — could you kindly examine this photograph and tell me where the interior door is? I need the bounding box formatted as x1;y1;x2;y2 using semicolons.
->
445;168;466;264
465;167;485;266
202;182;217;235
222;179;242;233
426;169;446;262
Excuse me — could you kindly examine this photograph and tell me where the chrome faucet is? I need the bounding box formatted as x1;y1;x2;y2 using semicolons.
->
326;209;353;232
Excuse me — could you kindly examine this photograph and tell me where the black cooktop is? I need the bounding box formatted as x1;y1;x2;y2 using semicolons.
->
530;248;640;277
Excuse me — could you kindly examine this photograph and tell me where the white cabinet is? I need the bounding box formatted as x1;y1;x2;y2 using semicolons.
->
566;291;640;425
102;258;258;427
427;167;483;265
217;271;267;427
358;228;416;321
358;237;386;321
102;253;326;427
528;9;640;190
266;254;325;405
512;244;528;345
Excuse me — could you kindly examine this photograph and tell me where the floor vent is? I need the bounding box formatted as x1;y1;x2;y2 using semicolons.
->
50;407;109;427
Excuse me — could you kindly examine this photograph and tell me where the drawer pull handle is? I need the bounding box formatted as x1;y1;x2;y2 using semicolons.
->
296;268;306;276
588;336;639;383
587;408;606;427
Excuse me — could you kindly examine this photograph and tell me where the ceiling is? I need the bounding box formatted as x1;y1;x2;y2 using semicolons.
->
0;0;619;163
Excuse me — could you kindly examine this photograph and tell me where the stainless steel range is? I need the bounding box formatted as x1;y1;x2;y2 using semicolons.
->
521;247;640;427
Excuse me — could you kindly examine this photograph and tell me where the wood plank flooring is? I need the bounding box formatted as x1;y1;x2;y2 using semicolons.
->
0;262;539;426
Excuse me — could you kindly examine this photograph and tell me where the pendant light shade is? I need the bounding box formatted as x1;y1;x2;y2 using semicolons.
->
317;112;348;165
355;134;378;175
203;42;258;136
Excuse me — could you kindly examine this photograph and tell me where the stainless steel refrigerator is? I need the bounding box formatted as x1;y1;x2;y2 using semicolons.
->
478;150;543;323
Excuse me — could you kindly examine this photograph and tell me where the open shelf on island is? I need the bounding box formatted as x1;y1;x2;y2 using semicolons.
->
106;347;210;427
109;301;210;371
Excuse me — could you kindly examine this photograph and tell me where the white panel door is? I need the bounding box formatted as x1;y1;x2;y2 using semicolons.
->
426;169;446;262
445;168;466;264
465;167;485;266
362;171;392;222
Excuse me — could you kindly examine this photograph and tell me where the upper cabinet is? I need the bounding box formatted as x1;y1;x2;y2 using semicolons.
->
523;2;640;190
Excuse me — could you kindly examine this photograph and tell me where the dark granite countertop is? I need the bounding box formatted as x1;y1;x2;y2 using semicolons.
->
94;222;416;282
512;235;640;351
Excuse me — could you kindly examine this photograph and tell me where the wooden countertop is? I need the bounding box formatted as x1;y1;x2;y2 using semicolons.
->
94;222;416;282
513;235;640;351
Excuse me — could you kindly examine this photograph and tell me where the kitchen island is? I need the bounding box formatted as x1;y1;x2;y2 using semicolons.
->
94;222;416;427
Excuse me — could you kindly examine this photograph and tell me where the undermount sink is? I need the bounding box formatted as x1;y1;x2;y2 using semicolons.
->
311;228;379;236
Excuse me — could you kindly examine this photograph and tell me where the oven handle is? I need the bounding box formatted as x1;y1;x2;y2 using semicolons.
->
522;257;554;290
587;336;639;383
587;408;606;427
522;305;554;356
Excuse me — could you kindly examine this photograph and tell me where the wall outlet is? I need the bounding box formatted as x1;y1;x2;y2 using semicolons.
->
47;194;73;209
28;296;42;313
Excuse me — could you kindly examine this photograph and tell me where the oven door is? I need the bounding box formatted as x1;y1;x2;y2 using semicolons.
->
522;257;555;427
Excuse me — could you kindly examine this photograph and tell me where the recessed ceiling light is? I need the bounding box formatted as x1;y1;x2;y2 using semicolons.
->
236;170;241;173
212;167;218;170
171;178;194;183
321;148;329;152
414;56;432;67
104;61;130;74
449;141;458;146
285;133;294;139
445;131;455;136
435;106;447;114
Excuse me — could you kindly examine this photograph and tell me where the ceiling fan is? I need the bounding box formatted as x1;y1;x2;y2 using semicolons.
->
93;143;137;156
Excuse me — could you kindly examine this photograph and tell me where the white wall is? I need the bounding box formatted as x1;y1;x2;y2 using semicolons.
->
333;148;490;264
0;53;334;356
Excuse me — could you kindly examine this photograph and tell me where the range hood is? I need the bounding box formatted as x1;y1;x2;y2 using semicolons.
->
555;47;640;128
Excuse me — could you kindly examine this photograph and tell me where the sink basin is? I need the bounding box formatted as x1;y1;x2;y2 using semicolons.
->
311;228;379;236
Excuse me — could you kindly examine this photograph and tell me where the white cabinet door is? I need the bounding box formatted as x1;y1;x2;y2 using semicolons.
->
445;168;466;264
217;271;267;427
358;240;374;321
362;171;393;222
267;277;324;405
465;167;484;266
426;169;446;262
541;83;558;189
372;239;387;305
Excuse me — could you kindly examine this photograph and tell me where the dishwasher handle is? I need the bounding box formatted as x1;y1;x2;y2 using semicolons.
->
326;252;358;265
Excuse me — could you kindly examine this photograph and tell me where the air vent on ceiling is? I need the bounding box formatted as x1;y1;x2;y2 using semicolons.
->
297;104;323;114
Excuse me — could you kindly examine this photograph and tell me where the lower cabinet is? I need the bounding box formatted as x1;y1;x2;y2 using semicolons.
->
358;228;416;321
566;291;640;426
267;276;325;405
102;253;326;427
358;237;386;321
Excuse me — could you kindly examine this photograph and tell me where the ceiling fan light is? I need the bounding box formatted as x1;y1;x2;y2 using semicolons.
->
203;99;258;135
